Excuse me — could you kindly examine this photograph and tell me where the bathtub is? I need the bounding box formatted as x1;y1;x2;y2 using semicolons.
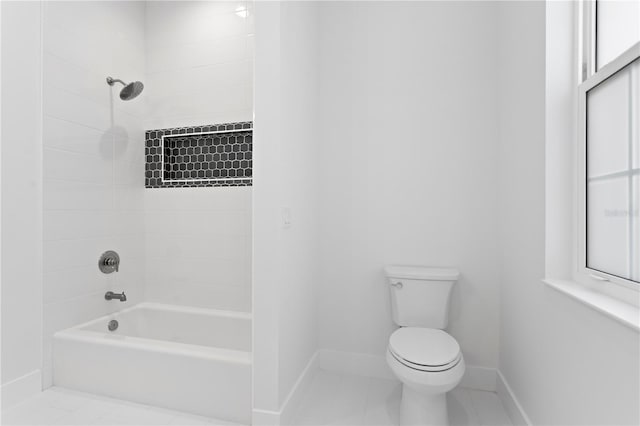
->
53;302;252;423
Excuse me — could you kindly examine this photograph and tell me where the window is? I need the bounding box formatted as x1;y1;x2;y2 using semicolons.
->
596;0;640;70
578;1;640;286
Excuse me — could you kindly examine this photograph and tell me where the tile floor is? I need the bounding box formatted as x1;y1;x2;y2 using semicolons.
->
292;371;513;426
1;371;513;426
1;387;240;426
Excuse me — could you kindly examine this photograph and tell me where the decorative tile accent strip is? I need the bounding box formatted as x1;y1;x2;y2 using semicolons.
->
145;122;252;188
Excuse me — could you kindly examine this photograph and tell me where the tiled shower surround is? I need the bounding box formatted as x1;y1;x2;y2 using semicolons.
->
145;122;253;188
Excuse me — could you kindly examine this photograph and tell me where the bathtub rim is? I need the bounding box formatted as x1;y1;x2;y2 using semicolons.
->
53;302;252;365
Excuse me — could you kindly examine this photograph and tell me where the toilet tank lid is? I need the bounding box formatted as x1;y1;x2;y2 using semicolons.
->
384;266;460;281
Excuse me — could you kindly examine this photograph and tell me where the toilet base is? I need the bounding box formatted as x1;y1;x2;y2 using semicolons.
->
400;385;448;426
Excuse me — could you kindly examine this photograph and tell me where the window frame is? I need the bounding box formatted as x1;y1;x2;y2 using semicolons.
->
573;0;640;296
577;12;640;293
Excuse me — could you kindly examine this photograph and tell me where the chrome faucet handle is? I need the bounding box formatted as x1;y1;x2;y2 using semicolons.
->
99;251;120;274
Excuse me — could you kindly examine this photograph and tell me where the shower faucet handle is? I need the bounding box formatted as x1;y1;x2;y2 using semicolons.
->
99;251;120;274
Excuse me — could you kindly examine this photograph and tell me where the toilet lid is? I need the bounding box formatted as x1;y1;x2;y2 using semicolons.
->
389;328;460;367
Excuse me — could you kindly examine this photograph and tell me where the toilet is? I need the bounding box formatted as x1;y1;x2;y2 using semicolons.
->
384;266;464;426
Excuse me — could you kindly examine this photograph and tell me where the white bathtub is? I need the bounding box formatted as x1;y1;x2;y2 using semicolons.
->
53;302;252;423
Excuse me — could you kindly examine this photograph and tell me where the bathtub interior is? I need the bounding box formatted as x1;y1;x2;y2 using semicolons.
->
79;303;252;352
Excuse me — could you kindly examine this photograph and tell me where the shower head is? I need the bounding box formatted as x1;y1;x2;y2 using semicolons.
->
106;76;144;101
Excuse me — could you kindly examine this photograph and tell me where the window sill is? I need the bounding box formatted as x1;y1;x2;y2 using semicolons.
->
542;279;640;332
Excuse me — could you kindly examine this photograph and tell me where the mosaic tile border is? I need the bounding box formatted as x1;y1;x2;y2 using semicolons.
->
145;122;253;188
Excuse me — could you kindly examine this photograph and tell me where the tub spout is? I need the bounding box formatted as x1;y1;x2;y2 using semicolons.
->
105;291;126;302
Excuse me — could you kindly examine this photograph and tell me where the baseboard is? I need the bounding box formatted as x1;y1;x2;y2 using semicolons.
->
1;370;42;410
279;352;319;425
252;352;319;426
252;350;503;425
496;370;532;426
318;349;497;392
459;365;497;392
252;408;281;426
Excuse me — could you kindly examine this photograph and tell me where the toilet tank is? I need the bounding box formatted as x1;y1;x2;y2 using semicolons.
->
384;266;459;329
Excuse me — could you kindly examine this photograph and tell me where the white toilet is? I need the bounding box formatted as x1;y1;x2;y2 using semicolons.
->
384;265;464;426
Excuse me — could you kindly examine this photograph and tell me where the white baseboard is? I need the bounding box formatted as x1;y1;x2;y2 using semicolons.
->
252;408;281;426
496;370;532;426
252;349;506;426
252;352;319;426
1;370;42;410
279;352;319;425
318;349;497;392
460;365;497;392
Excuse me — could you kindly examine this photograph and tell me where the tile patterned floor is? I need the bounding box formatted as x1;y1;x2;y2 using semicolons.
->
291;371;513;426
1;387;241;426
1;371;513;426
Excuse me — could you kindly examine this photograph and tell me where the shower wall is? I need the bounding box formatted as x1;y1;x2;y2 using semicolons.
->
39;1;254;390
144;1;253;130
143;1;253;312
41;1;146;387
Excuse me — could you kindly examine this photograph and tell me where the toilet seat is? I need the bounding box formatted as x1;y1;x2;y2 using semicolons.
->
388;327;461;372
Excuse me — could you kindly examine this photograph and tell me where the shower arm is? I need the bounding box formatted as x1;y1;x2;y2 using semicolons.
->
106;76;126;87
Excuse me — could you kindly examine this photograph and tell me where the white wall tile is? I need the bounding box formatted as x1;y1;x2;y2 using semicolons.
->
145;4;249;49
146;62;251;100
146;36;248;74
41;1;147;389
142;0;253;314
144;0;254;130
44;211;114;242
145;210;250;237
44;87;111;132
145;235;248;261
146;85;251;124
144;109;254;132
44;181;112;212
145;187;252;211
44;148;112;185
43;267;109;306
43;116;110;156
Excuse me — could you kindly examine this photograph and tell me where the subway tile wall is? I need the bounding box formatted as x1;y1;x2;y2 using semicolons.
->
40;3;254;390
144;188;252;312
144;1;254;131
143;1;253;312
42;1;146;387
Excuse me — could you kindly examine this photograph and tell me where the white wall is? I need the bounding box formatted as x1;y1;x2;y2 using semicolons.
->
498;2;640;425
1;0;44;407
316;2;502;371
253;2;282;416
276;1;321;408
253;1;321;420
41;1;146;388
143;1;254;313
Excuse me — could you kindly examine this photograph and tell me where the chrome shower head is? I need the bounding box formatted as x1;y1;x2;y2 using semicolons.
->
106;76;144;101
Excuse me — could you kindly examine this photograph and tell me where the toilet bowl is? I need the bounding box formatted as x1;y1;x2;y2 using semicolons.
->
383;266;463;426
386;327;465;425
